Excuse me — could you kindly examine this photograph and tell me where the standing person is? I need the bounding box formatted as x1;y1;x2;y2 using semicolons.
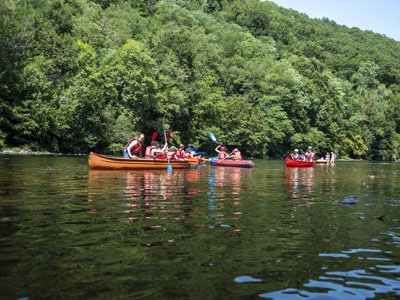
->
304;146;315;162
325;152;331;162
330;151;336;164
290;149;300;160
229;148;242;160
124;133;145;158
215;145;228;160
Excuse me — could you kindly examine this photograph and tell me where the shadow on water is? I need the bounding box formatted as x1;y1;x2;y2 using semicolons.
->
0;156;399;299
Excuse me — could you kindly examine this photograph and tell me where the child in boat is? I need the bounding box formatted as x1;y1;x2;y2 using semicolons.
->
167;146;178;160
229;148;242;160
215;145;228;160
175;144;186;160
151;142;168;159
185;143;200;158
185;144;193;153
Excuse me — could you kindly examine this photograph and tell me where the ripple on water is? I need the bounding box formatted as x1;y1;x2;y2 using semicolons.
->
257;229;400;300
259;267;400;299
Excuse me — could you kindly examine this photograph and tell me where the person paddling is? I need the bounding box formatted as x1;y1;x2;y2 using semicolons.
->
215;145;228;160
151;142;168;159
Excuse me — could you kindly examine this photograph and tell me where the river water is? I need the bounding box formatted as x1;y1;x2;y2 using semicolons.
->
0;155;399;299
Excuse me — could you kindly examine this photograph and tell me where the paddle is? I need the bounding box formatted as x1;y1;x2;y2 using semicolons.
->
151;132;158;142
209;132;218;143
164;130;172;172
209;133;219;163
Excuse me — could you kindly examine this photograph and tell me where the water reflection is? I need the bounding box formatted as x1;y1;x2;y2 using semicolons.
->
88;167;250;235
88;169;200;218
285;165;338;206
207;167;244;232
285;167;315;204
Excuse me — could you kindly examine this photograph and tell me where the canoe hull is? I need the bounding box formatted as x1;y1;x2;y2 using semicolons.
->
89;152;191;170
286;157;314;168
315;159;329;164
210;159;254;168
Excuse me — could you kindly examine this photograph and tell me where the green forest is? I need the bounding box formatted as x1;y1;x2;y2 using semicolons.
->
1;0;400;160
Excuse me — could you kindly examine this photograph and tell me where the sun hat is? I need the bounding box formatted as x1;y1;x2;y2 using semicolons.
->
294;149;299;152
220;146;226;151
232;148;239;152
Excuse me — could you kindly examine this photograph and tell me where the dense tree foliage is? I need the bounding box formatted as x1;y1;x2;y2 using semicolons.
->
1;0;400;159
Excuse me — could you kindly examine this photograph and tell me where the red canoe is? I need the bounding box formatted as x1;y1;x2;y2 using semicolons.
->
285;157;314;168
210;158;254;168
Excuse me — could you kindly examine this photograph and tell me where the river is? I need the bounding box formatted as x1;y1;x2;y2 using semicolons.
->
0;155;399;299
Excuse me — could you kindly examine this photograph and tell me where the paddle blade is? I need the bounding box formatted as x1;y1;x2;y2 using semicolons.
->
167;163;172;172
166;128;173;139
209;132;217;143
210;157;218;164
151;132;158;142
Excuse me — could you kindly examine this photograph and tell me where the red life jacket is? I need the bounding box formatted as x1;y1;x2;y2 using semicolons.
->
145;146;153;158
305;152;315;162
176;149;184;159
218;152;227;159
124;137;135;149
155;153;167;159
125;138;142;154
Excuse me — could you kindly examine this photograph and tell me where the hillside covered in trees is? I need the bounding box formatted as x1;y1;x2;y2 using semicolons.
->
1;0;400;159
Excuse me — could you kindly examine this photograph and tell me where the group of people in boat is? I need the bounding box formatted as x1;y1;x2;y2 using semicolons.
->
215;145;242;160
148;142;200;160
290;146;336;164
290;146;315;162
123;132;242;161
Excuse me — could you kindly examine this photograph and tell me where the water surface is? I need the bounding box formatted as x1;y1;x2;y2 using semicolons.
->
0;155;399;299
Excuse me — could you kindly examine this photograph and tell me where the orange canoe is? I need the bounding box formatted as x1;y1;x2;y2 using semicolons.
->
89;152;198;170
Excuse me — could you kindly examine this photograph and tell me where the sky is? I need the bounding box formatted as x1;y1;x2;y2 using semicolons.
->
269;0;400;41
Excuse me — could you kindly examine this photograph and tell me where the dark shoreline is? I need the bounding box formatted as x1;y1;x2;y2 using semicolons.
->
0;150;86;156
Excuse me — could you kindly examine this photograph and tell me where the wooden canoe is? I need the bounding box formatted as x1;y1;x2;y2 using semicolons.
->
285;157;314;168
210;157;254;168
89;152;198;170
315;158;329;164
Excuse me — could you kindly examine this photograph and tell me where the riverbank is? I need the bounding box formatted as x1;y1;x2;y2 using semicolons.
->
0;149;85;156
